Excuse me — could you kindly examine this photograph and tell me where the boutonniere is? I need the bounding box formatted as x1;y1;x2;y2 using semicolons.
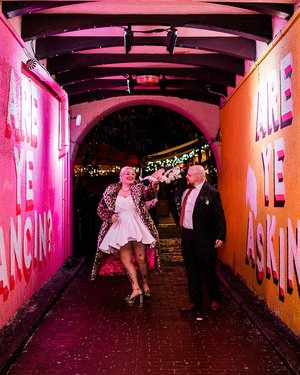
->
200;196;210;205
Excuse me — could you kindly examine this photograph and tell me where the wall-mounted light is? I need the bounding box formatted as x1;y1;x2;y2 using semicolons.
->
166;26;177;54
71;114;82;127
124;25;134;54
127;75;135;94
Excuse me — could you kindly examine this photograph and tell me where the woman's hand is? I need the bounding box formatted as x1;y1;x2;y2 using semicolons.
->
150;168;165;189
151;168;165;182
111;213;119;223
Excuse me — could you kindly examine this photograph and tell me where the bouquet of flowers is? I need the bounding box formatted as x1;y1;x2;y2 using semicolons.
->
140;167;182;184
159;166;182;184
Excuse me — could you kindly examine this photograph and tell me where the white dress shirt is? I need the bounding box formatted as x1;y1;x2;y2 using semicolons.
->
181;182;204;229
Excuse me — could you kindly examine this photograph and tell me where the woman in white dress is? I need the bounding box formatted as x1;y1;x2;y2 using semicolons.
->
91;166;163;304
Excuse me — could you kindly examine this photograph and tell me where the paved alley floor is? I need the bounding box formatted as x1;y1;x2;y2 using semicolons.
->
6;257;292;375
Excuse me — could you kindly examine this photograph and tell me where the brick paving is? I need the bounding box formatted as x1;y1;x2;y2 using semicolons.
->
2;219;299;374
6;258;292;375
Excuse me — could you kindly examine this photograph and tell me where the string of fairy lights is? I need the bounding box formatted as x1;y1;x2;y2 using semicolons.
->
144;148;199;172
74;145;209;177
74;165;139;177
74;143;210;177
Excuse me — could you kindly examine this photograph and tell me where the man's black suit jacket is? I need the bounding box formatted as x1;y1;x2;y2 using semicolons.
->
171;181;226;246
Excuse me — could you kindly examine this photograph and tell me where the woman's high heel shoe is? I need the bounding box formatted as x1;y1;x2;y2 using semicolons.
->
144;289;151;298
125;289;144;304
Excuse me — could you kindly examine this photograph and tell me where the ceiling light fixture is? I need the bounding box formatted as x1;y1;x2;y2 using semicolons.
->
166;26;178;54
127;75;135;94
136;75;160;85
124;25;134;54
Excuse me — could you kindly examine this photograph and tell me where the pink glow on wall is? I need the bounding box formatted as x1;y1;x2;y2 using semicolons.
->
266;215;278;280
280;53;293;127
25;59;69;159
256;53;293;143
261;144;271;204
0;17;69;329
246;164;257;218
256;222;264;281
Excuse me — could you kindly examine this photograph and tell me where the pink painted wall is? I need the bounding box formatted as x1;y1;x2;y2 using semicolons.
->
0;16;69;329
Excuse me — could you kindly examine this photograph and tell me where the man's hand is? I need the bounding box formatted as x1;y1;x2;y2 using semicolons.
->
214;239;223;248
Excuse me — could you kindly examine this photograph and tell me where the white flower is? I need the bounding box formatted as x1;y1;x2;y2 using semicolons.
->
159;167;182;184
140;167;182;184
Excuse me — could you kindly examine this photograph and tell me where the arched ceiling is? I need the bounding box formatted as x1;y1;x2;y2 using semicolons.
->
2;0;295;107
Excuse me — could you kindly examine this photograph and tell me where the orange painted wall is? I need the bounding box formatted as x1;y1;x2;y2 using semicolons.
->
219;10;300;336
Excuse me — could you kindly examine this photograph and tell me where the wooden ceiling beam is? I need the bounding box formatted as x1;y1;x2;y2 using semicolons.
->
215;2;293;19
47;53;245;75
2;1;85;18
22;14;273;42
56;67;237;88
36;36;256;61
63;78;227;96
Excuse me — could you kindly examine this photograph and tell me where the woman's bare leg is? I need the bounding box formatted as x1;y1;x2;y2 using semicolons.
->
119;242;141;297
133;242;150;292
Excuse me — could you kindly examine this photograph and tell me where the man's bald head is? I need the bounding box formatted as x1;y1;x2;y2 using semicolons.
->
186;165;206;187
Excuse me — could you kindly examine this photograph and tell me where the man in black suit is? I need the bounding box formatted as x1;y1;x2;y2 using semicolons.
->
172;165;226;312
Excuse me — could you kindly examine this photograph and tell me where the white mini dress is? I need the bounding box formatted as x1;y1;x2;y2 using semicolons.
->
99;195;156;254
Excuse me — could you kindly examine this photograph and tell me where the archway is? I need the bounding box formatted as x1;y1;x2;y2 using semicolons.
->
71;98;220;258
70;96;221;168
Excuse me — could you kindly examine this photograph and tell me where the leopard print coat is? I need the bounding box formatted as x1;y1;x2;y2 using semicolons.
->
91;181;161;280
